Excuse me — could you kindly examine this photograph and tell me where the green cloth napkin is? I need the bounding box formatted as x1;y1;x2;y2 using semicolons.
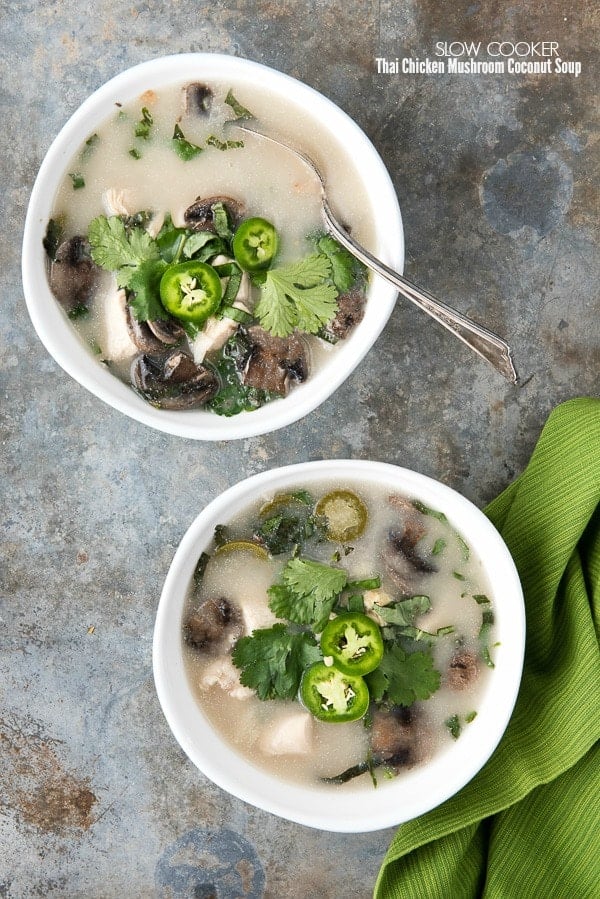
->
375;397;600;899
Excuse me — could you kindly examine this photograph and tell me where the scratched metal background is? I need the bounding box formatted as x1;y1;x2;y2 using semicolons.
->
1;1;598;896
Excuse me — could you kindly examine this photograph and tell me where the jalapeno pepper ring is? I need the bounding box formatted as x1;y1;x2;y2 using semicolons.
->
299;661;369;723
232;217;278;272
320;612;384;676
159;260;222;323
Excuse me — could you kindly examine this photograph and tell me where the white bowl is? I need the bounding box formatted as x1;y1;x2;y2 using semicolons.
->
153;460;525;832
22;54;403;440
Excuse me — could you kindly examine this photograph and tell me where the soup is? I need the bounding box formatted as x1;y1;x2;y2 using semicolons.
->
182;483;497;789
43;80;376;415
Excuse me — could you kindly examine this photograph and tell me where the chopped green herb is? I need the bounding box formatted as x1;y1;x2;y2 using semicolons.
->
473;594;490;604
347;594;366;613
456;534;470;561
453;571;466;581
134;106;153;139
69;172;85;190
193;551;210;585
465;710;478;723
445;714;461;739
412;501;449;524
171;123;203;161
43;217;64;261
432;538;446;556
81;133;99;159
206;134;245;150
224;88;254;120
376;595;431;627
129;147;142;159
67;304;89;319
313;233;367;292
213;524;229;548
346;576;381;591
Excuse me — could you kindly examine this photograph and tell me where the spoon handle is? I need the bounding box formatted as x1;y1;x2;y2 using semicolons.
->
322;199;519;385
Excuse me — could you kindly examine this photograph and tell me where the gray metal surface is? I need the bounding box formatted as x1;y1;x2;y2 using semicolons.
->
1;2;597;896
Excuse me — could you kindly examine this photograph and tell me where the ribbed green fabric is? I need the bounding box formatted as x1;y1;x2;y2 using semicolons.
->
375;397;600;899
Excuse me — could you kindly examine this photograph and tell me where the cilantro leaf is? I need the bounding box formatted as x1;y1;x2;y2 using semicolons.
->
88;215;159;271
231;624;320;700
366;644;440;707
268;557;347;630
126;259;168;321
315;234;366;292
255;255;338;337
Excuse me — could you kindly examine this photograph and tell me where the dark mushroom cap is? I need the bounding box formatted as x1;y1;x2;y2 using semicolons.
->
183;196;246;232
49;236;98;312
325;289;366;340
242;326;309;396
126;306;185;353
131;349;219;410
183;82;214;116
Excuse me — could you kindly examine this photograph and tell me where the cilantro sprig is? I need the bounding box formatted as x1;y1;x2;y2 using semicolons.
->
268;557;348;632
231;624;321;700
254;255;339;337
88;215;167;321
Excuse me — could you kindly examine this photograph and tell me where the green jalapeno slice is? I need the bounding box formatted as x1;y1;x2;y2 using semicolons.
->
300;662;369;723
232;217;278;271
320;612;384;676
315;489;368;542
159;260;222;323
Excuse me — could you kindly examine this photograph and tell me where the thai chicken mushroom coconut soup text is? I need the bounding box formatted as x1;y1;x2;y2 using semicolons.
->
43;81;376;415
182;484;498;788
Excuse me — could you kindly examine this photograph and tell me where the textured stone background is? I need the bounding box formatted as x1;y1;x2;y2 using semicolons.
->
1;1;598;896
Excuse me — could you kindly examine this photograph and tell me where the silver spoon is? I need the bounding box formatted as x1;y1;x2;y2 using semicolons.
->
237;125;519;385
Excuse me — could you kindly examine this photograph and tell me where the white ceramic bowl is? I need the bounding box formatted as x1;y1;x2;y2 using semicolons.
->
153;460;525;832
22;54;403;440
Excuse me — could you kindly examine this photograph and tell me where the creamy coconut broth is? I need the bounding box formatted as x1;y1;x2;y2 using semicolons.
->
182;484;497;789
44;80;376;414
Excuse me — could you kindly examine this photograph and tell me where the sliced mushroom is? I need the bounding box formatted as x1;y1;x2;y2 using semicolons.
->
183;195;246;232
146;318;186;346
49;236;98;313
125;306;185;353
184;82;213;116
382;500;437;589
131;349;219;410
371;707;420;769
184;597;239;650
447;649;479;690
242;326;309;396
324;289;366;340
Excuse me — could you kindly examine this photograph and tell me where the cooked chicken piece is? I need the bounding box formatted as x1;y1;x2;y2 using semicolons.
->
259;709;314;756
100;286;138;362
102;187;135;217
363;588;393;626
199;656;254;700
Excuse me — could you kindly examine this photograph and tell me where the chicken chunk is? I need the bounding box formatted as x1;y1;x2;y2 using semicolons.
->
259;709;314;756
199;655;254;700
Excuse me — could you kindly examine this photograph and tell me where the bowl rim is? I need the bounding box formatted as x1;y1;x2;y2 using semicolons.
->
21;52;404;440
153;459;525;832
